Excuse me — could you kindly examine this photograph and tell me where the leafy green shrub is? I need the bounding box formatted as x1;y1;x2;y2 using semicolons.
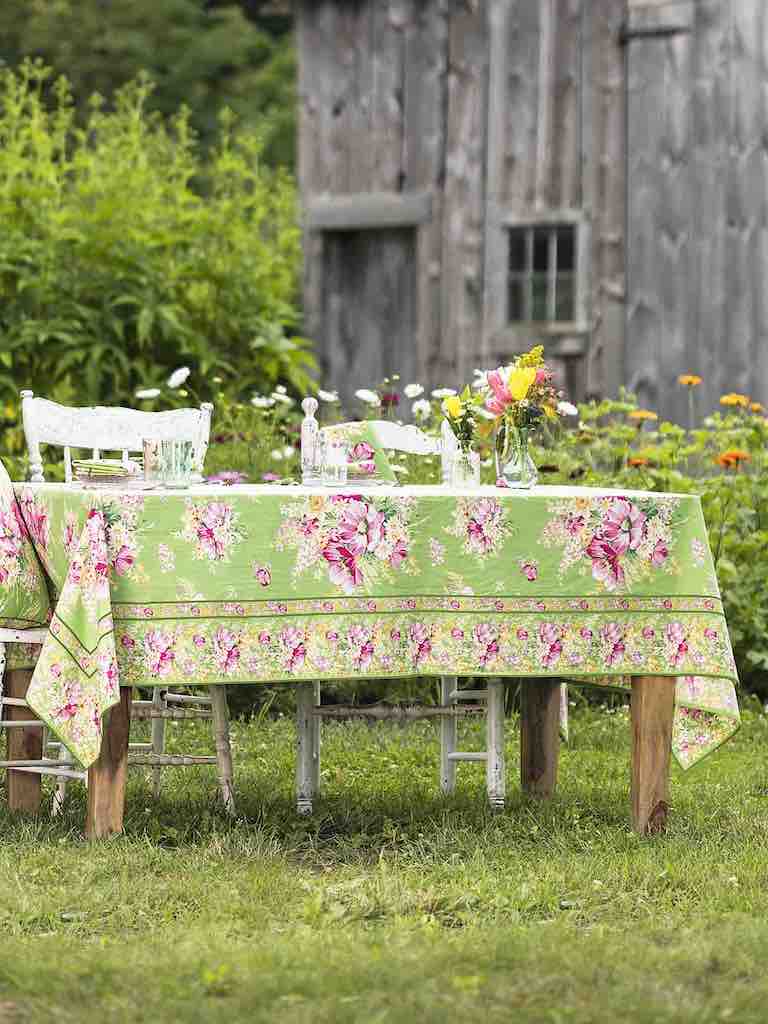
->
0;60;312;438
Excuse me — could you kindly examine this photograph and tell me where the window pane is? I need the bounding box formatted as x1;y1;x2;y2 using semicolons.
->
508;275;525;321
556;226;575;271
532;273;548;320
509;230;527;272
533;229;549;272
556;272;575;320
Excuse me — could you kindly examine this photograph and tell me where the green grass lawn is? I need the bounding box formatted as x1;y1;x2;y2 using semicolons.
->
2;701;768;1023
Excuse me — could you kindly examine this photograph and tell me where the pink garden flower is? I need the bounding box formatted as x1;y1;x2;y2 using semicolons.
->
520;559;538;582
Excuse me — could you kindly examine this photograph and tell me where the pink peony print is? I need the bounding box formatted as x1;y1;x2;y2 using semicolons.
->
585;535;625;589
111;544;134;576
280;626;307;673
601;622;626;666
665;621;689;667
601;498;646;555
213;627;241;674
651;540;669;566
146;629;175;678
520;559;538;582
409;623;432;665
254;564;272;587
538;622;563;668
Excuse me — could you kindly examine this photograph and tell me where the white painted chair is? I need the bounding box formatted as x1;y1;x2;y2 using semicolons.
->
294;414;506;814
19;392;235;814
0;631;87;814
20;390;213;484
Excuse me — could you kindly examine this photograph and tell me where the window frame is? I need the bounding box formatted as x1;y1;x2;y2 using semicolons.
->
502;210;589;334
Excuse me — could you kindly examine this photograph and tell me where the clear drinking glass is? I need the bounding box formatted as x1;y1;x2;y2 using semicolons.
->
321;440;349;487
159;439;195;489
143;439;163;483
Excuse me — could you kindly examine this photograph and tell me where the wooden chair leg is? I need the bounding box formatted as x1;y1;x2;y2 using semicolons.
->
86;687;131;840
310;681;321;793
439;675;458;794
486;678;506;809
151;687;165;799
296;682;318;814
5;669;43;814
209;685;235;816
520;679;561;798
631;676;675;835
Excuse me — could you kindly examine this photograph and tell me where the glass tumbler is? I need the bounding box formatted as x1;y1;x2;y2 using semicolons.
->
159;439;195;489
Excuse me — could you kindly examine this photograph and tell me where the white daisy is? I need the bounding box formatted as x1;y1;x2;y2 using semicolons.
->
558;401;579;417
412;398;432;420
135;388;161;400
355;389;381;407
271;392;294;406
167;366;190;389
431;387;457;399
403;383;424;399
251;395;276;409
317;389;339;403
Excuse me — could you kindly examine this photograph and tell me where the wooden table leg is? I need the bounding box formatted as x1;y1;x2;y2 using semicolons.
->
520;679;561;798
86;687;131;840
631;676;675;835
4;669;43;814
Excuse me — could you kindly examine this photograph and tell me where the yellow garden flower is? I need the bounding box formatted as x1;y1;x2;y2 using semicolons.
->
720;393;750;408
443;395;463;419
628;409;658;422
750;402;765;414
507;366;537;401
678;374;702;387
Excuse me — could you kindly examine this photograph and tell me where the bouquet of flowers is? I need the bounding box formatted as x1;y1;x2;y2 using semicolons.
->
482;345;561;427
478;346;573;488
441;388;480;452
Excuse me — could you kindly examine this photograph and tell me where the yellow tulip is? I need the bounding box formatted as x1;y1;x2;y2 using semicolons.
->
507;366;537;401
444;396;463;419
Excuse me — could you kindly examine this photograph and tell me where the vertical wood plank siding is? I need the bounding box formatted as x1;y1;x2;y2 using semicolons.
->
299;0;767;412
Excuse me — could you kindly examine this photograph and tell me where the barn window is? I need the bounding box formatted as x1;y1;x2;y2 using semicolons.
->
507;224;577;324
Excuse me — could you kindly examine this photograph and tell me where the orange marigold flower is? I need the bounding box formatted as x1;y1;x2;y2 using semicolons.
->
628;409;658;421
628;456;649;467
720;393;750;408
678;374;702;387
716;449;751;469
750;402;765;414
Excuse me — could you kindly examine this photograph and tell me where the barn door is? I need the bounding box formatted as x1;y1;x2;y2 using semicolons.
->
321;228;418;399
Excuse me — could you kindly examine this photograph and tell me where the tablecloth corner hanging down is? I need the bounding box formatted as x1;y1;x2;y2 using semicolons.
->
3;481;740;770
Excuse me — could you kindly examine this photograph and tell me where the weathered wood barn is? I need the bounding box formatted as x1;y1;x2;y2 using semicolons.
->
296;0;768;421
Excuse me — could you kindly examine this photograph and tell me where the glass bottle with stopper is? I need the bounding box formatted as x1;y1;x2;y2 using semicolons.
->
300;397;322;485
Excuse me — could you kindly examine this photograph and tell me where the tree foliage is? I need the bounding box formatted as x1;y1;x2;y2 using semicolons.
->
0;0;296;166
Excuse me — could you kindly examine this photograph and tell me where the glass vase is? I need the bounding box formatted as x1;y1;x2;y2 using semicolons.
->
495;423;538;489
450;447;481;490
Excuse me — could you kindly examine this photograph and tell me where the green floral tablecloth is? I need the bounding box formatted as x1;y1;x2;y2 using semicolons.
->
1;482;740;770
